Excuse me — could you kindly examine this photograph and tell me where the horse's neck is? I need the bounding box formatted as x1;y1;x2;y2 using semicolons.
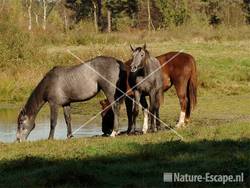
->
144;56;154;76
24;90;45;119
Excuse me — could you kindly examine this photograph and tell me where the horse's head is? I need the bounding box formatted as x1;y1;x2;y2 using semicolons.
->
16;109;35;142
130;43;148;72
100;99;111;117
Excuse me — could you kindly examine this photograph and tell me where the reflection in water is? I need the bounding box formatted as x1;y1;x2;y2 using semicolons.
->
0;104;126;143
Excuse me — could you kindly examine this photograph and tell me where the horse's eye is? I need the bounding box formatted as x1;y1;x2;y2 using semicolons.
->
141;54;144;57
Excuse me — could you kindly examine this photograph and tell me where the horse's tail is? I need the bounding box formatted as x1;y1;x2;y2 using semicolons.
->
187;58;197;114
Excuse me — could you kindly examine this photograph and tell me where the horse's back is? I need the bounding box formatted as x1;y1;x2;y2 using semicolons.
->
157;52;195;72
90;56;127;100
90;56;125;69
44;56;126;104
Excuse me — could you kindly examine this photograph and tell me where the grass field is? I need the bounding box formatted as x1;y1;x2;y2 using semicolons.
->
0;30;250;187
0;35;250;102
0;94;250;187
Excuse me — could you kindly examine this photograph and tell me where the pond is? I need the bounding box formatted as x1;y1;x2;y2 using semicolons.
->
0;104;127;143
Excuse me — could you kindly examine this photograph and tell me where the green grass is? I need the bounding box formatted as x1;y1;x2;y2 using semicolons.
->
0;125;250;187
0;95;250;187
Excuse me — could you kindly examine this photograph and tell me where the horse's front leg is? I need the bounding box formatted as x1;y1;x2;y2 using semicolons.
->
63;105;73;139
125;96;133;134
48;103;59;140
131;90;141;133
149;93;157;132
140;96;149;134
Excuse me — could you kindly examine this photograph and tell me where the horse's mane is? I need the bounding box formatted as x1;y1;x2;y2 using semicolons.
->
20;73;48;118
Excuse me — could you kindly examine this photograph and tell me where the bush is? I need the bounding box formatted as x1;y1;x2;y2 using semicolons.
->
0;23;27;67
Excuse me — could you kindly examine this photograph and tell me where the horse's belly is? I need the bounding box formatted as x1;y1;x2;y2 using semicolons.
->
68;82;99;102
163;74;171;90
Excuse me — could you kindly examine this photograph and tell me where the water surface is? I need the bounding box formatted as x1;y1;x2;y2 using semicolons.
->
0;104;126;143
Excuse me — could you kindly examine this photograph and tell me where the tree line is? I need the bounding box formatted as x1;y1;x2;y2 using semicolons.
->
3;0;250;32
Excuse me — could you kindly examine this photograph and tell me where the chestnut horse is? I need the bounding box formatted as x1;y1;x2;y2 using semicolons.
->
124;51;197;133
100;51;197;134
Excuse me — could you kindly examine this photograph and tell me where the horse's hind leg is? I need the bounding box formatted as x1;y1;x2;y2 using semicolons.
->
63;105;73;139
175;81;188;128
155;91;162;130
48;103;59;139
185;95;191;123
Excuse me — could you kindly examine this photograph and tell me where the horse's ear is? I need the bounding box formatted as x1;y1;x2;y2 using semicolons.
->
130;44;134;52
143;43;147;50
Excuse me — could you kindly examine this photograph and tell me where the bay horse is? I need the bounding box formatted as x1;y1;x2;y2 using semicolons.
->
128;44;163;133
124;48;197;133
16;56;127;142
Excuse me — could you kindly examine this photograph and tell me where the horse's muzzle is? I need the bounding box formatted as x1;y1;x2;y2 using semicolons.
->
16;138;21;143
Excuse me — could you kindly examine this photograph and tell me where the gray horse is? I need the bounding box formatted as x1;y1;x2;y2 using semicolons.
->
17;56;127;142
128;44;163;133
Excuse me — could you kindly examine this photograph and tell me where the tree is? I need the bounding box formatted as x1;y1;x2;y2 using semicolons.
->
105;0;138;31
243;0;250;24
156;0;187;27
28;0;32;30
147;0;155;30
0;0;6;13
22;0;59;30
42;0;47;30
92;0;98;32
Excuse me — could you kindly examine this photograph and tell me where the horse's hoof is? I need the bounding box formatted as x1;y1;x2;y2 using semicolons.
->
142;129;147;134
117;130;127;136
157;126;165;131
135;131;143;135
102;133;110;137
67;134;74;139
185;118;191;124
127;130;136;135
148;128;157;133
110;130;118;137
175;122;185;129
